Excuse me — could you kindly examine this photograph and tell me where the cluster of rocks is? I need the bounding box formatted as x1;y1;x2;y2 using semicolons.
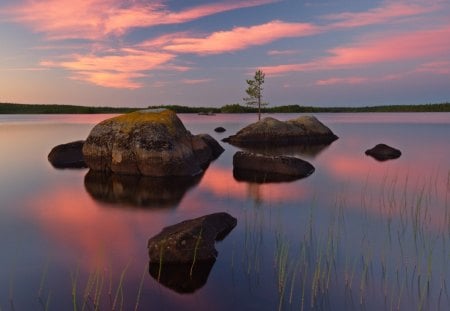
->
47;109;403;293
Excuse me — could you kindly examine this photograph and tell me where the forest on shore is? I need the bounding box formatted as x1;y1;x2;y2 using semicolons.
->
1;102;450;114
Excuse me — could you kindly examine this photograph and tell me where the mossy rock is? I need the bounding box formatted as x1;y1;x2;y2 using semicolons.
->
82;109;223;176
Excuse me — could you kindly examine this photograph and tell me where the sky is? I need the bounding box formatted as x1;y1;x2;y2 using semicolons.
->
0;0;449;108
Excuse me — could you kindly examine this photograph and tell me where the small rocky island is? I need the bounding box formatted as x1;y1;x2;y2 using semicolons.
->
223;115;338;147
365;143;402;161
82;109;223;176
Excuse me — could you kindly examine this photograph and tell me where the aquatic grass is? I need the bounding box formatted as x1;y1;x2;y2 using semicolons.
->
112;261;130;311
190;226;203;277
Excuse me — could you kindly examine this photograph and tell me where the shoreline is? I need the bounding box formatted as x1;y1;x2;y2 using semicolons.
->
1;102;450;114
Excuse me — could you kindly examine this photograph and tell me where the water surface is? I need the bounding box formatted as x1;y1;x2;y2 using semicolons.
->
0;113;449;310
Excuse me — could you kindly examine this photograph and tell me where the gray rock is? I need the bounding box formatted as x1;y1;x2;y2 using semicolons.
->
223;116;338;147
148;212;237;263
48;140;86;168
365;144;402;161
233;151;314;183
82;109;222;176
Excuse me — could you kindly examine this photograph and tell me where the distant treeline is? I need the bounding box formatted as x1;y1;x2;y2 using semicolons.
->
1;102;450;114
0;103;137;114
150;103;450;113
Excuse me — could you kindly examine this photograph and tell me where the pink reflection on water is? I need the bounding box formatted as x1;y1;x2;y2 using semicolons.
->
26;184;164;271
194;165;310;203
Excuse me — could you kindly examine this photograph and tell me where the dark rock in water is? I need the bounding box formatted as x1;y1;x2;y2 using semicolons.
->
82;109;223;176
223;116;338;147
214;126;226;133
365;144;401;161
148;212;237;263
195;134;224;159
84;170;203;208
48;140;87;168
149;260;215;294
233;151;314;183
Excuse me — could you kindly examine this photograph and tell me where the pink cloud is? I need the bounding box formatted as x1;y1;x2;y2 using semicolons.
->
323;2;436;29
316;77;368;86
3;0;278;40
416;61;450;74
41;49;175;89
267;49;300;56
181;78;212;85
262;25;450;75
162;20;319;54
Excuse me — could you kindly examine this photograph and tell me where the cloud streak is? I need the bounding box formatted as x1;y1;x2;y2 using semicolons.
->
162;20;319;54
322;2;436;29
3;0;277;40
41;49;175;88
262;25;450;75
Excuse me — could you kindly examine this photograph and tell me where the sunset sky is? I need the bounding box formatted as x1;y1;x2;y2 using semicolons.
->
1;0;449;108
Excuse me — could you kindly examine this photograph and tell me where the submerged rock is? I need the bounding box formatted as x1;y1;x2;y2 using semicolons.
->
84;170;203;208
223;116;338;147
48;140;87;168
82;109;223;176
148;212;237;263
233;151;314;183
365;144;401;161
149;260;215;294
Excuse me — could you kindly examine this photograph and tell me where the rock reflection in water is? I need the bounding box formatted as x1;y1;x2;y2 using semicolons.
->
84;170;203;208
148;260;215;294
233;169;310;183
239;143;331;159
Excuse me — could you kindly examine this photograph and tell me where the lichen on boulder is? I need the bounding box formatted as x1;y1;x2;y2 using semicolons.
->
82;109;223;176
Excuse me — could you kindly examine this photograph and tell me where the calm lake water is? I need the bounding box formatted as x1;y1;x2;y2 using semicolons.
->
0;113;449;310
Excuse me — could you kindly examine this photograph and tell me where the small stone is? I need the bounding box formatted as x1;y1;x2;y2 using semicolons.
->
365;144;401;161
214;127;226;133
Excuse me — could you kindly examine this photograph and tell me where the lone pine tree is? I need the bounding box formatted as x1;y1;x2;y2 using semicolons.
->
243;69;268;121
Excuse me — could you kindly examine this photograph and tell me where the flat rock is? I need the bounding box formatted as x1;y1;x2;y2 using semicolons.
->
148;212;237;263
223;116;338;147
365;144;401;161
82;109;223;176
233;151;314;183
48;140;87;168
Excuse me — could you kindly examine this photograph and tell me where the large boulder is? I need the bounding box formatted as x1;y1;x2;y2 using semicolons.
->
82;109;223;176
223;116;338;147
48;140;87;168
233;151;315;183
365;144;402;161
148;212;237;264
